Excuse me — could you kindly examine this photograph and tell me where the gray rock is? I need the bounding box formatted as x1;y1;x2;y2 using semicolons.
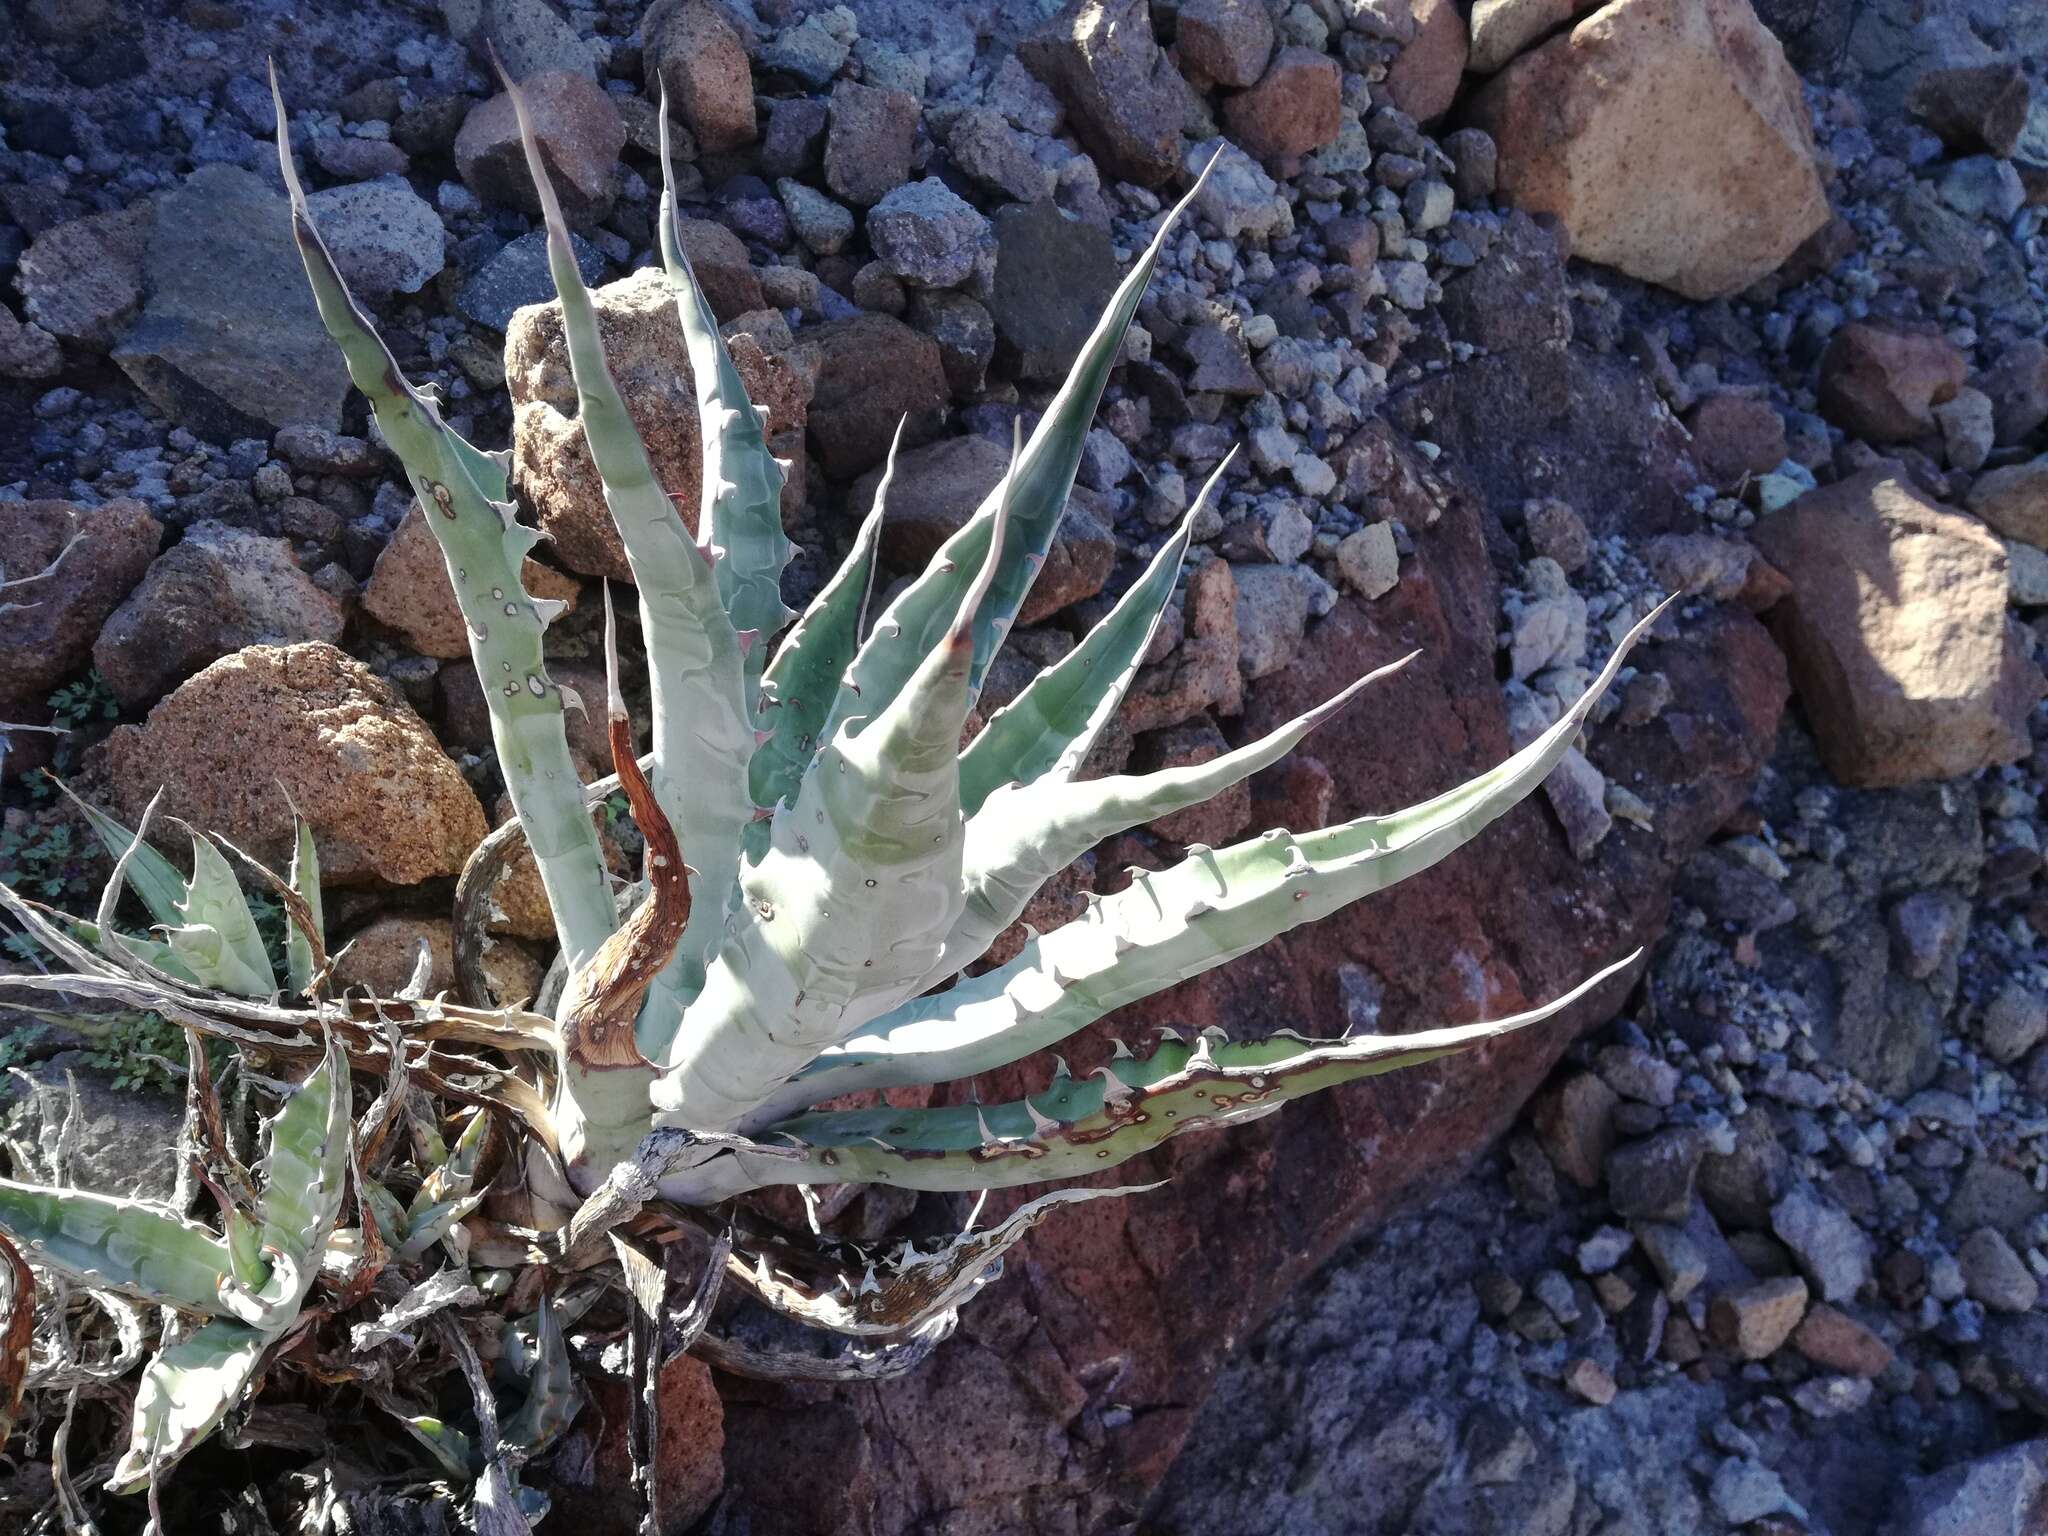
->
778;179;857;256
1770;1184;1872;1304
1336;523;1400;598
1886;1440;2048;1536
906;290;995;396
456;229;605;331
866;178;992;289
1887;889;1971;980
1231;562;1316;679
1606;1129;1707;1223
1983;982;2048;1065
93;520;347;707
112;166;352;439
1184;138;1293;241
2;1057;186;1202
942;106;1056;203
304;176;447;297
1636;1221;1708;1301
987;198;1121;381
443;0;598;77
825;79;920;208
1710;1458;1795;1525
1959;1227;2040;1313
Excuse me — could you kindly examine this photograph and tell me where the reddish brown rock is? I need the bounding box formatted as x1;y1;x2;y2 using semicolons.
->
823;80;920;209
1967;457;2048;548
1133;717;1252;844
1532;1069;1621;1188
549;1350;725;1532
1381;0;1470;123
1124;557;1243;731
0;498;158;713
364;504;581;660
1817;321;1967;442
1174;0;1274;87
98;643;486;886
93;521;346;708
1022;0;1186;186
799;312;950;480
454;72;626;225
506;267;806;580
1792;1303;1894;1378
1465;0;1828;299
1906;62;2031;159
1709;1276;1808;1359
329;914;456;996
1222;47;1342;161
1686;394;1787;492
849;431;1115;621
1752;468;2042;788
643;0;756;153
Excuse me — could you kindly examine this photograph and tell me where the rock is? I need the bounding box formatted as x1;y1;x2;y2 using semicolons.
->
1710;1460;1794;1525
824;80;920;208
1751;469;2041;789
1982;340;2048;447
1607;1129;1706;1223
1021;0;1186;186
865;178;991;289
1187;138;1293;241
1381;0;1469;123
1232;563;1317;679
1905;62;2030;159
1523;499;1591;572
93;522;346;708
1563;1357;1616;1405
987;198;1122;382
801;313;949;479
940;107;1055;205
507;267;806;579
1889;889;1970;981
546;1349;725;1531
1961;1227;2040;1313
1532;1070;1620;1188
1544;746;1611;859
1686;395;1786;493
780;179;857;254
99;643;486;885
762;97;829;178
1468;0;1595;74
1465;0;1828;300
303;177;446;297
443;0;597;79
1183;323;1263;396
17;201;151;351
907;291;996;396
849;433;1115;621
364;504;580;660
2;1060;184;1203
1791;1304;1893;1378
112;166;351;439
0;500;159;714
1636;1222;1707;1300
1175;0;1274;87
1134;718;1252;844
1124;558;1242;732
0;306;60;379
455;73;624;226
330;915;456;996
310;137;411;181
667;219;766;320
1337;523;1400;598
643;0;756;153
1966;457;2048;547
1887;1441;2048;1536
1770;1185;1871;1304
1707;1276;1808;1359
1442;127;1498;200
457;228;607;332
1816;322;1967;442
1984;983;2048;1066
1222;47;1341;161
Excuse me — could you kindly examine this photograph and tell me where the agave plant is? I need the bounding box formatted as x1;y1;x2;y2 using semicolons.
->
0;61;1665;1522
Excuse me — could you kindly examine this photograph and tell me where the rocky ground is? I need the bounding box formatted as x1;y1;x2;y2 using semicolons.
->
2;0;2047;1530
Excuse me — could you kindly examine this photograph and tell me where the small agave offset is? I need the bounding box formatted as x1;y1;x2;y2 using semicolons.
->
0;59;1669;1524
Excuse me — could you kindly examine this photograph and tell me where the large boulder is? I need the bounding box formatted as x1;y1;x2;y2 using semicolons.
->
798;313;950;479
0;499;159;715
1465;0;1829;300
93;521;346;708
111;166;351;439
98;643;487;886
1021;0;1186;186
987;198;1123;382
505;267;808;580
364;504;582;660
442;0;598;78
1751;468;2043;788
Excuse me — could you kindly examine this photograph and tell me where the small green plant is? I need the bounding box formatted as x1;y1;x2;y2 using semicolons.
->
0;62;1667;1526
46;672;119;735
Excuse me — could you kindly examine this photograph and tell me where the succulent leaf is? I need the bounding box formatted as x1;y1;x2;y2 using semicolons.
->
0;1179;237;1316
954;458;1228;818
768;602;1665;1119
272;67;616;976
656;94;798;693
254;1028;351;1291
820;160;1220;743
107;1319;270;1494
285;816;323;997
167;835;277;998
501;67;755;1039
500;1295;577;1456
53;781;187;927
